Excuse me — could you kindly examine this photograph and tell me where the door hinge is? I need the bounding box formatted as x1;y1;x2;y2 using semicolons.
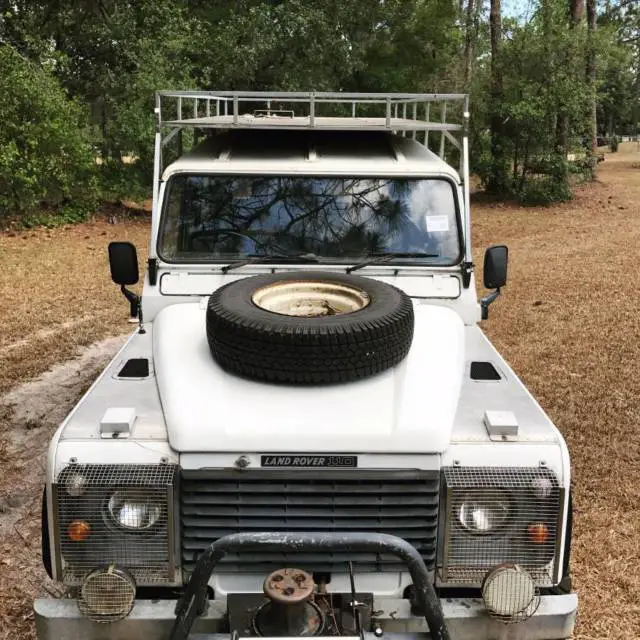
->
461;261;473;289
148;258;158;285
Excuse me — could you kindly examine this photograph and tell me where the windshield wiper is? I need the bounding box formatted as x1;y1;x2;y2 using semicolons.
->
346;252;439;274
221;253;319;273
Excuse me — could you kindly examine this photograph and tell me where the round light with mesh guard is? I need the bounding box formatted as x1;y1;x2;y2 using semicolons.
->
458;490;510;533
481;564;540;624
78;564;136;623
107;489;162;530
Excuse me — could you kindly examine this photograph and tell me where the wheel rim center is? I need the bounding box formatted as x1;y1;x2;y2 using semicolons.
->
252;281;370;317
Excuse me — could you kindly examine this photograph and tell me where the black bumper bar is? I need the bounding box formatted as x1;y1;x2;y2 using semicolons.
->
170;532;450;640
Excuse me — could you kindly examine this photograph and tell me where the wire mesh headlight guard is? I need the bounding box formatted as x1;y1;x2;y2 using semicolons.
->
438;466;565;587
53;463;179;587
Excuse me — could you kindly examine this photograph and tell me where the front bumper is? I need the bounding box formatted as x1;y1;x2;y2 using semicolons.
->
35;594;578;640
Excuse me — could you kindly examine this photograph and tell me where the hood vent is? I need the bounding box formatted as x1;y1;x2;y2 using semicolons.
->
118;358;150;378
470;361;501;381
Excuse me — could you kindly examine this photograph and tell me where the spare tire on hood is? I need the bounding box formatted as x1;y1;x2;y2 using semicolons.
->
206;270;414;385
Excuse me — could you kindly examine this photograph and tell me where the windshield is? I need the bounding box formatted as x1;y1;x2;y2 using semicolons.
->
158;175;462;265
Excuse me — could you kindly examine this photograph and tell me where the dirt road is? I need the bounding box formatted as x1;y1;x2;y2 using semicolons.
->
0;144;639;638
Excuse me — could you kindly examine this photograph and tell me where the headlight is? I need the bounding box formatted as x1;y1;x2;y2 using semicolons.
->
458;490;510;533
107;489;162;531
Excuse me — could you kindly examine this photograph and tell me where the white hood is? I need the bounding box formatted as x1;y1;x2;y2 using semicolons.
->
153;302;464;453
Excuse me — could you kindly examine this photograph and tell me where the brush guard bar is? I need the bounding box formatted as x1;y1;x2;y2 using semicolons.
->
170;532;451;640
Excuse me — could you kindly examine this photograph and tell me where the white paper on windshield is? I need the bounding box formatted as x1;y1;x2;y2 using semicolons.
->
425;215;449;232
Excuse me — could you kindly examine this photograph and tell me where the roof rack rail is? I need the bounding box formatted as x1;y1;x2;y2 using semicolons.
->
155;90;468;141
150;91;471;262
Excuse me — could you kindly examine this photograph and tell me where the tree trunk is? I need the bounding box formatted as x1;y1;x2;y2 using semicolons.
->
569;0;584;22
586;0;598;163
488;0;506;194
463;0;475;89
557;0;585;155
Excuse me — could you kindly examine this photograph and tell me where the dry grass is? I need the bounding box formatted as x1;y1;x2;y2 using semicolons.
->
0;143;639;638
0;213;150;393
472;142;640;639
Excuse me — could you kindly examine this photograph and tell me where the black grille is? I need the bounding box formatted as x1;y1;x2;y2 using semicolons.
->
180;469;439;575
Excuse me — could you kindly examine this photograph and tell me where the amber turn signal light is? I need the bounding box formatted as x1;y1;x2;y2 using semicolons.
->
527;523;550;544
68;520;91;542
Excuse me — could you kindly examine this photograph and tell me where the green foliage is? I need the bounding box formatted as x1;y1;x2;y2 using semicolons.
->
518;177;573;206
0;0;637;220
599;2;640;137
190;0;460;93
517;156;573;206
471;0;617;204
0;44;96;218
21;201;97;228
96;161;151;204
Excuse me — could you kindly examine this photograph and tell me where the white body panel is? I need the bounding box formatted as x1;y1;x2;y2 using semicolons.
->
153;302;464;453
159;270;462;299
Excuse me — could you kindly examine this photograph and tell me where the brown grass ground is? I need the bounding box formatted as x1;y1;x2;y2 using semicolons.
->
0;143;639;638
0;213;150;394
473;143;640;639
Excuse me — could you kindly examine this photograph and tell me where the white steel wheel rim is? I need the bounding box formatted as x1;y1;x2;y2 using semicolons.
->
252;280;371;317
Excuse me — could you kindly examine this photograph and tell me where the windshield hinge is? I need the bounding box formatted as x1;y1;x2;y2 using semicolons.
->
148;258;158;285
461;261;473;288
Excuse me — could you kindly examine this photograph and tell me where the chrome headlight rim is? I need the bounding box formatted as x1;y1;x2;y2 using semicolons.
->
104;488;163;533
456;489;512;535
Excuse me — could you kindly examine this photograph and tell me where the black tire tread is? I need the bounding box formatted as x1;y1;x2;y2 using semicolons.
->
206;271;414;385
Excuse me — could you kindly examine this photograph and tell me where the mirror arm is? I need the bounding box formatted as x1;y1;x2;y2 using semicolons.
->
120;285;139;319
120;285;146;334
480;287;501;320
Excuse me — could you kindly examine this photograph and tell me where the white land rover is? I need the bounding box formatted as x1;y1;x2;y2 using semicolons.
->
35;92;577;640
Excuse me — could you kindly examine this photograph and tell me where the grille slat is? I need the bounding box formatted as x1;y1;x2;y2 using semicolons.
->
182;505;438;516
182;483;438;495
182;518;436;529
180;470;439;575
182;494;438;506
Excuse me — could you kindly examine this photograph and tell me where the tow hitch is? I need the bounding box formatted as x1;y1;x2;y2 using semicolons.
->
170;532;451;640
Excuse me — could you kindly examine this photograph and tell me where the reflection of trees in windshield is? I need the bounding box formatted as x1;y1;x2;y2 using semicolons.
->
161;175;459;262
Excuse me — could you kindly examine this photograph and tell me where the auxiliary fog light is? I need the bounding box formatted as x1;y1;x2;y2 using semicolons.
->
78;564;136;623
481;564;540;623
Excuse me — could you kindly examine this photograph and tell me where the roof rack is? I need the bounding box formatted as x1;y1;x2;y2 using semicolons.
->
151;91;471;262
155;90;467;141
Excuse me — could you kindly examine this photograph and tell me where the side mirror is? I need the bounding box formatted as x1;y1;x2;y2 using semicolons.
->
481;245;508;320
483;245;508;289
108;241;139;285
108;242;142;326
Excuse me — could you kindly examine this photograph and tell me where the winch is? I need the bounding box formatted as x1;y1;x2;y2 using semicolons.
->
253;568;323;636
